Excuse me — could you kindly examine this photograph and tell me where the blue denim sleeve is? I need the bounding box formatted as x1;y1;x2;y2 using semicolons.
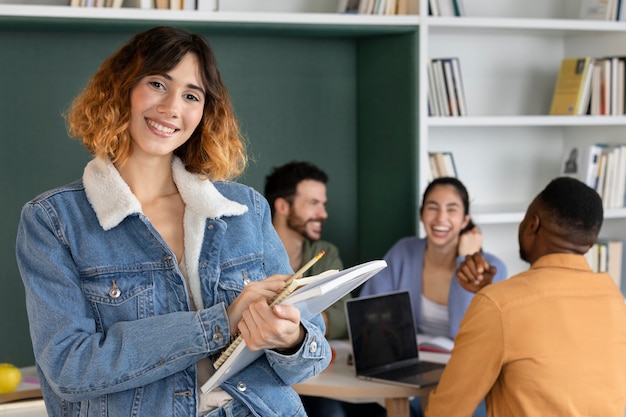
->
16;201;224;402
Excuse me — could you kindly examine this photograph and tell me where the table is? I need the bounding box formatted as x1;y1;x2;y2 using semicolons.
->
292;340;450;417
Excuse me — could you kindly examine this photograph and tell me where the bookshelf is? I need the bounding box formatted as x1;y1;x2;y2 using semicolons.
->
420;0;626;276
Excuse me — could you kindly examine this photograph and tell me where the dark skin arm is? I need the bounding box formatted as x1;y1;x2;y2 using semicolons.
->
456;252;498;293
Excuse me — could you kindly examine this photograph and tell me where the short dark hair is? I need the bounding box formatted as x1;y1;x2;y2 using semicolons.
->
537;177;603;244
264;161;328;216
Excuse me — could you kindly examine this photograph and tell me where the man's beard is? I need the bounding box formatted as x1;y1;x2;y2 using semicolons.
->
287;212;322;241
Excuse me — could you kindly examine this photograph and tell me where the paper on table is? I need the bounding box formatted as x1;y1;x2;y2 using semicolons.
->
418;335;454;353
200;259;387;393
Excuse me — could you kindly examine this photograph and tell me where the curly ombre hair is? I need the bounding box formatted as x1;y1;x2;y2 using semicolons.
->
65;26;246;181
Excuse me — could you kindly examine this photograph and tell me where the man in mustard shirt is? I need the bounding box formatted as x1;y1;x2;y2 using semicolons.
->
426;177;626;416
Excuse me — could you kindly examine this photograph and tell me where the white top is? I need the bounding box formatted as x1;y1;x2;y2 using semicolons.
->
418;295;449;337
178;255;233;414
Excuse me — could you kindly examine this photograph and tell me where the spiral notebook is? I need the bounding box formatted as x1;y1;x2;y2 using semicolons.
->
200;259;387;393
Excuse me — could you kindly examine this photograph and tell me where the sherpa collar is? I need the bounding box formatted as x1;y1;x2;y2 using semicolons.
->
83;156;248;231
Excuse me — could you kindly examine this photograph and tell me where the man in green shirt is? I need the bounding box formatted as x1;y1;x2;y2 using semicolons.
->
264;161;348;340
265;160;357;417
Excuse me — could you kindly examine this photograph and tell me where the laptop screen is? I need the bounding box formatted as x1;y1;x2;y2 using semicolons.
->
346;290;419;374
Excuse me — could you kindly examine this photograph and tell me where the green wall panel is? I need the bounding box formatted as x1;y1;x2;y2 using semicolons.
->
356;32;419;262
0;27;360;366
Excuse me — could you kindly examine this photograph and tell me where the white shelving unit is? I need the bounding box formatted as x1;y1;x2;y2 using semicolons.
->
419;0;626;276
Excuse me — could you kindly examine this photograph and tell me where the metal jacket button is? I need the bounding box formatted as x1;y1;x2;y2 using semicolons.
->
236;381;247;392
212;325;224;344
309;336;317;353
109;280;121;299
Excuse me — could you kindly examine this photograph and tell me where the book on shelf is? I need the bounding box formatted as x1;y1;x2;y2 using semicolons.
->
429;151;457;180
586;239;624;291
430;59;450;116
442;60;459;116
596;144;626;208
426;65;437;116
396;0;419;14
358;0;374;14
71;0;124;6
594;58;612;115
560;144;603;188
428;0;440;16
579;0;616;19
437;0;456;16
452;0;465;16
384;0;398;14
200;260;387;394
428;57;467;117
577;58;596;115
418;335;454;353
563;143;626;209
337;0;361;13
549;57;594;115
428;0;463;16
450;57;468;116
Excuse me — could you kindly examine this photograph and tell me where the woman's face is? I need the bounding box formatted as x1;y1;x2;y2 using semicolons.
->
128;53;205;160
421;184;470;249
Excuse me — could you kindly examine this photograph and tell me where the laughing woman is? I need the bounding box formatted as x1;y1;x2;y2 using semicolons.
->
359;177;507;417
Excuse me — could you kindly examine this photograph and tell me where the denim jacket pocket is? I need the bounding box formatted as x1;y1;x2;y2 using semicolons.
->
215;254;265;307
80;267;155;333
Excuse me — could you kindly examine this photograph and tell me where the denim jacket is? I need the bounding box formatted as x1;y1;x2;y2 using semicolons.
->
16;157;331;417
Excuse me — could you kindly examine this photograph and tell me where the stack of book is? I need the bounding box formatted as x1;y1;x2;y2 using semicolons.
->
585;239;624;293
560;143;626;209
427;57;467;117
70;0;124;6
428;151;457;181
549;56;626;116
337;0;419;14
428;0;465;16
580;0;626;21
71;0;207;8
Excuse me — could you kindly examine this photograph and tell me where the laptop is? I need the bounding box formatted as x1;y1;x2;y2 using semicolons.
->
345;290;446;388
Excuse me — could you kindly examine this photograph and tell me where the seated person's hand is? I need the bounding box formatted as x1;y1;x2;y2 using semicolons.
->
458;226;483;256
226;274;289;335
456;252;497;293
239;301;305;353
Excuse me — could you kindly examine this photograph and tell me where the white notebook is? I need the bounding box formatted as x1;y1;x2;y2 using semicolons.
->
201;259;387;393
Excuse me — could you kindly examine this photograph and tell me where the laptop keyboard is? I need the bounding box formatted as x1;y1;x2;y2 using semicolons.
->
375;361;444;380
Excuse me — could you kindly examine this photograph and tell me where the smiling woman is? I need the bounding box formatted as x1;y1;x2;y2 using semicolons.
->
16;26;331;417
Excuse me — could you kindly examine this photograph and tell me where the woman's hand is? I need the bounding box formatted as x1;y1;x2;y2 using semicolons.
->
456;252;497;293
458;226;483;256
226;274;289;335
239;301;305;352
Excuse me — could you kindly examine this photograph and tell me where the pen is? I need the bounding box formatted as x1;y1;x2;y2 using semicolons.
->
269;250;326;307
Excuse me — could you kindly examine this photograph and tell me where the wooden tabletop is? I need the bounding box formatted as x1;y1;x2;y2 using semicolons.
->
293;340;450;417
